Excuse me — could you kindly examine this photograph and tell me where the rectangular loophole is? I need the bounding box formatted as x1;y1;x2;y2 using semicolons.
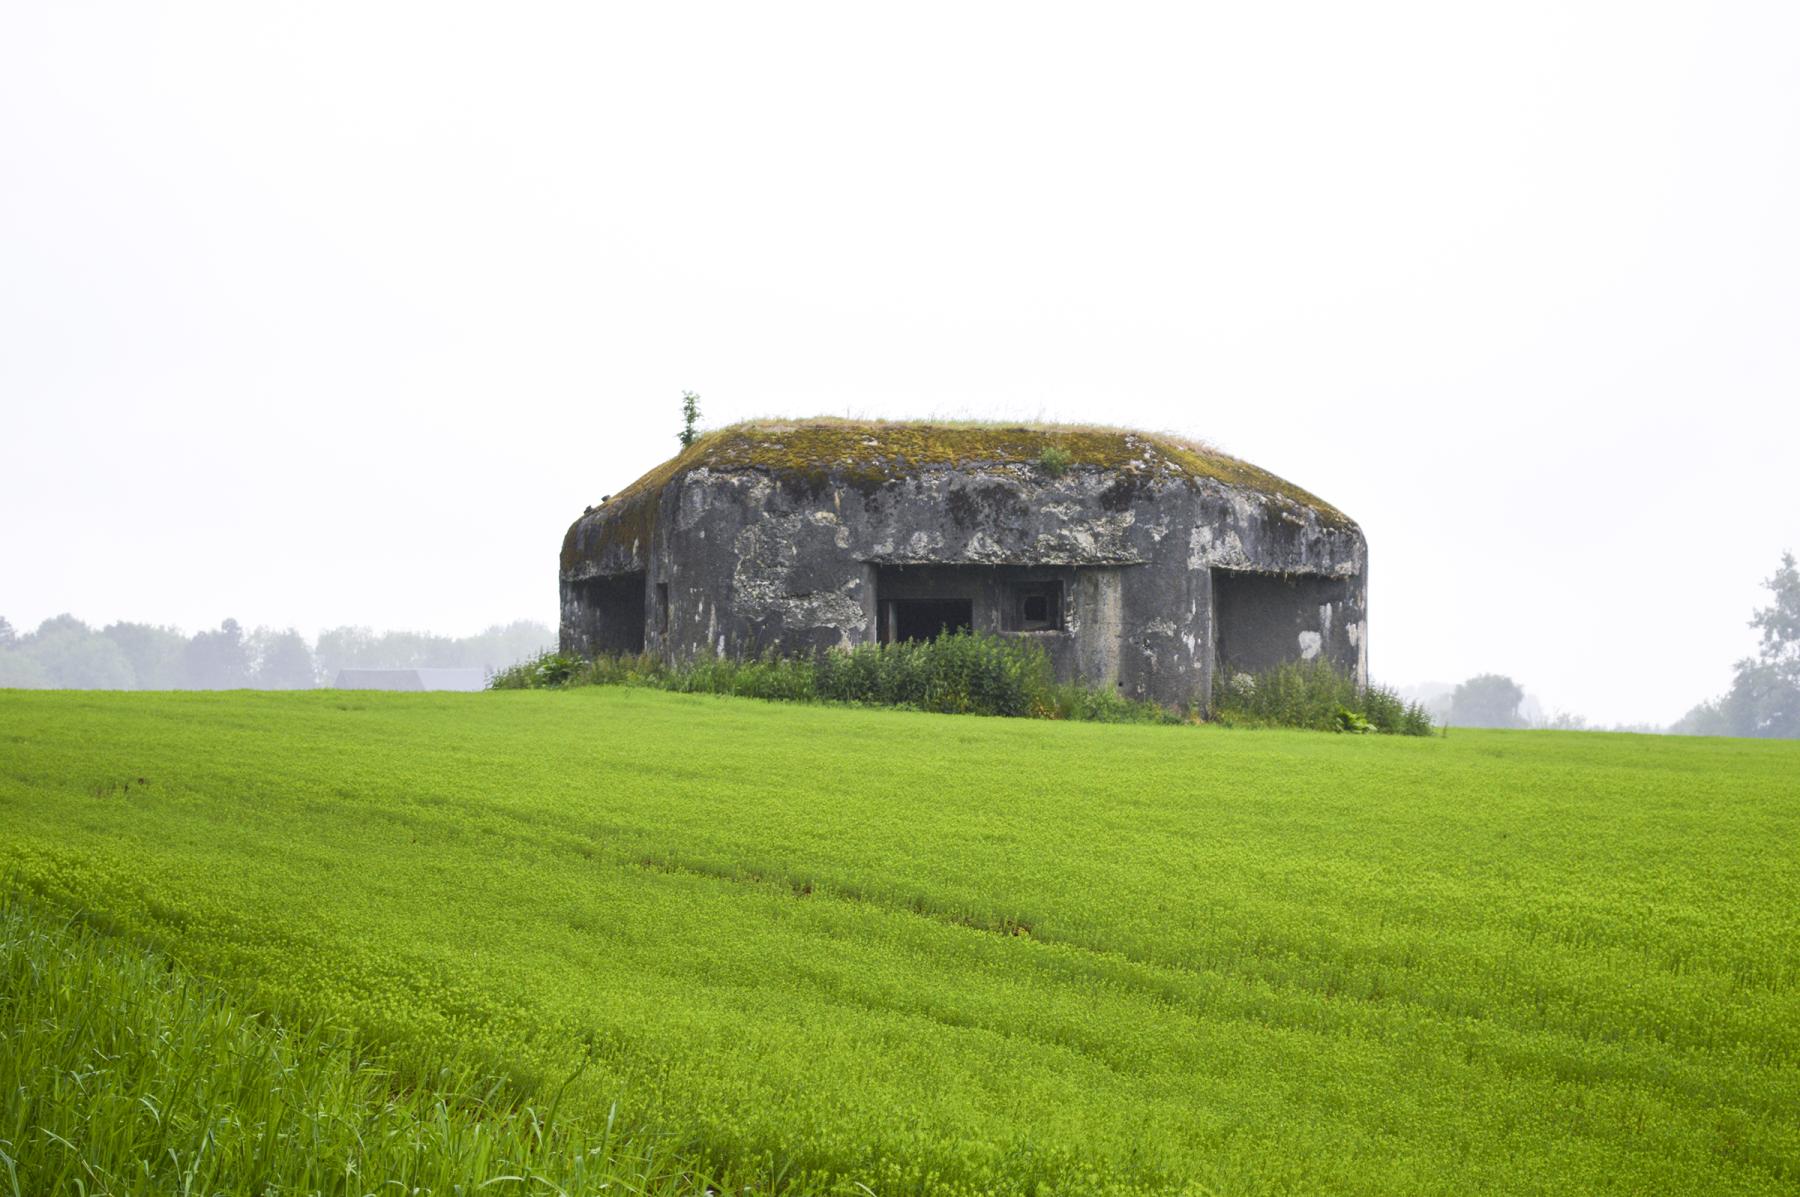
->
1211;568;1352;674
879;598;974;644
576;571;647;655
1008;580;1063;632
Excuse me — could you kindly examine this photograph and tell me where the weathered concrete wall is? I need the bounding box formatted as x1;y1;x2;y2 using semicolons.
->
561;460;1366;707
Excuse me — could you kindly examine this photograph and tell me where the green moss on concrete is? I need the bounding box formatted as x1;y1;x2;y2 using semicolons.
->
565;419;1350;574
561;490;661;574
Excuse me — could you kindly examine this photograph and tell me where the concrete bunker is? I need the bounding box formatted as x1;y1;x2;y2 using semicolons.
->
559;421;1368;708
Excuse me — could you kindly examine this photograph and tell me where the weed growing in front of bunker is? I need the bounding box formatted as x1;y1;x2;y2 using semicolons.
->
1211;657;1434;735
492;631;1171;722
493;633;1431;733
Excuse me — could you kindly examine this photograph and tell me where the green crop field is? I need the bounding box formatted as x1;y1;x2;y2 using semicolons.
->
2;688;1797;1195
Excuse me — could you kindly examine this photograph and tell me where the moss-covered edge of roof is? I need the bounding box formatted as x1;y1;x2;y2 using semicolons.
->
563;420;1353;573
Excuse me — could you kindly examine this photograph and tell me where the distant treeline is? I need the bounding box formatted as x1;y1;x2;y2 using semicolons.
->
0;616;553;690
1402;551;1800;738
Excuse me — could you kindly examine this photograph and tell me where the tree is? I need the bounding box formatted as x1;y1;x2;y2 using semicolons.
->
313;621;555;682
455;620;555;675
678;390;702;448
0;648;49;688
1721;659;1799;738
1449;673;1526;729
250;627;318;689
21;614;136;688
1670;699;1730;736
103;622;187;689
314;626;461;676
0;616;36;687
183;618;252;689
1721;554;1800;737
1750;551;1800;668
1673;552;1800;738
377;630;461;668
313;625;380;682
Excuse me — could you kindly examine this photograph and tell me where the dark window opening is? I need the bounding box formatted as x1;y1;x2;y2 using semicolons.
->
872;565;1073;643
881;598;973;644
578;571;647;655
656;582;670;639
1009;581;1063;632
1212;568;1351;675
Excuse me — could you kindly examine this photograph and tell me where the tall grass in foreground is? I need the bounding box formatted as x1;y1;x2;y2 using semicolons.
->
0;903;740;1197
3;690;1795;1194
492;632;1432;733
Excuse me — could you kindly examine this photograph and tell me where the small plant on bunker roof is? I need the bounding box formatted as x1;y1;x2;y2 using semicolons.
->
678;391;702;448
1037;445;1073;477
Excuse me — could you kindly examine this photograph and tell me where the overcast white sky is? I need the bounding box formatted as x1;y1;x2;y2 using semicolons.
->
3;2;1797;725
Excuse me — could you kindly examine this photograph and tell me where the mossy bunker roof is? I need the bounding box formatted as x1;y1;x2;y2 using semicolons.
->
587;419;1350;525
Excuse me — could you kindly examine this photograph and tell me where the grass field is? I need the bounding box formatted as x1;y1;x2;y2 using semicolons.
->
2;688;1797;1195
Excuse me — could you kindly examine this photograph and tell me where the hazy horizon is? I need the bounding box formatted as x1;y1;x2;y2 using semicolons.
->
5;3;1798;725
